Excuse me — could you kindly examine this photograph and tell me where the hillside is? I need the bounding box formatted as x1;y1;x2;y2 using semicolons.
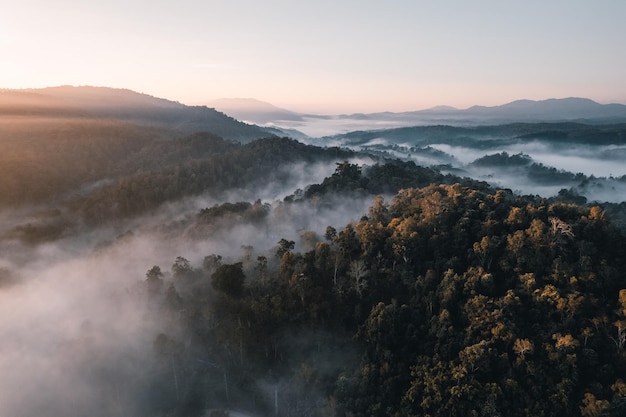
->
318;122;626;204
2;88;626;417
0;86;272;141
323;122;626;148
251;98;626;138
208;98;304;124
0;135;355;244
124;168;626;417
0;87;280;208
2;120;626;416
348;98;626;126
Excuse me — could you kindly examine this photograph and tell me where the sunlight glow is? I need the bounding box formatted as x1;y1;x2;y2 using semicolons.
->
2;1;625;112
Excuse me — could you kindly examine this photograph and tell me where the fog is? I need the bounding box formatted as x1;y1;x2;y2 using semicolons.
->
428;142;626;178
319;135;626;203
282;116;626;205
1;126;623;414
408;142;626;203
275;115;425;138
316;135;626;203
529;152;626;178
459;166;573;198
428;144;490;165
0;157;377;416
0;236;158;416
576;177;626;204
499;141;626;178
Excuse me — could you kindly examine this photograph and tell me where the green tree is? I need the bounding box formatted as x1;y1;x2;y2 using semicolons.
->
276;238;295;258
145;265;164;296
172;256;192;278
211;263;246;298
203;254;223;273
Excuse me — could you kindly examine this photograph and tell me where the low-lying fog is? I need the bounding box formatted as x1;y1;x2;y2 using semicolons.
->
0;158;377;416
1;129;623;414
271;115;427;138
269;113;626;205
426;143;626;178
430;142;626;202
330;135;626;203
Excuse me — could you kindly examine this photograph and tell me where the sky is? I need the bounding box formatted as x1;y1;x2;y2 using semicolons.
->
2;0;625;113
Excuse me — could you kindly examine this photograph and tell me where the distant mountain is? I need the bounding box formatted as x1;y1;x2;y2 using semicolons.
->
0;86;272;142
357;97;626;125
463;97;626;121
221;97;626;138
206;97;626;126
208;97;304;124
420;105;459;113
29;86;183;112
320;122;626;153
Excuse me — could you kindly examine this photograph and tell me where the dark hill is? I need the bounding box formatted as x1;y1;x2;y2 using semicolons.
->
0;87;280;208
465;97;626;121
136;175;626;417
0;86;272;142
324;122;626;148
356;97;626;125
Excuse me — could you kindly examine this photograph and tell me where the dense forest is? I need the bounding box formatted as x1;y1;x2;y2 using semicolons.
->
130;162;626;417
0;134;351;243
325;123;626;149
2;88;626;417
322;122;626;206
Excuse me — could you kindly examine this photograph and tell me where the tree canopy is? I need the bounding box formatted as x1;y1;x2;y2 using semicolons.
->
138;176;626;417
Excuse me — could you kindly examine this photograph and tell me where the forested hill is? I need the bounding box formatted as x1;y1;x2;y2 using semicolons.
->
136;177;626;417
0;135;354;244
4;88;626;416
0;87;281;211
323;122;626;148
0;125;337;210
0;86;272;142
67;136;352;223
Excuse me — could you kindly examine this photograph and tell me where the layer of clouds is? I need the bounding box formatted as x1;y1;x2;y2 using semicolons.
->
416;142;626;202
0;157;377;415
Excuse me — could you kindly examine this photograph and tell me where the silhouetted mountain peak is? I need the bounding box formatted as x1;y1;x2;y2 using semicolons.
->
419;97;626;124
26;85;184;111
209;97;287;112
1;86;273;142
425;105;459;112
208;97;303;124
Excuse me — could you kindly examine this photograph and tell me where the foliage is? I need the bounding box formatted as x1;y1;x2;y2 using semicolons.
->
141;175;626;417
211;263;245;297
470;151;533;167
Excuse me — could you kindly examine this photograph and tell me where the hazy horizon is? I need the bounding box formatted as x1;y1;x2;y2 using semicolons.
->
8;85;626;117
4;2;626;414
202;94;626;115
3;1;626;113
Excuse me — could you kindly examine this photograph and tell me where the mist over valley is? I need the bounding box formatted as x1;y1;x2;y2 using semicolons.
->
213;97;626;203
311;122;626;204
212;97;626;138
2;87;626;416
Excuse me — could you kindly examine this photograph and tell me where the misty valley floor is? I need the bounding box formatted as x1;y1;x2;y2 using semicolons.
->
1;87;626;416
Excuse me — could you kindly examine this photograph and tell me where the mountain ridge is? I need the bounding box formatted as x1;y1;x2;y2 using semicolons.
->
206;96;626;120
207;97;304;124
0;86;273;142
360;97;626;123
203;96;626;137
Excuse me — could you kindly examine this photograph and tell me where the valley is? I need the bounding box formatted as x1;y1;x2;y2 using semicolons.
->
1;87;625;417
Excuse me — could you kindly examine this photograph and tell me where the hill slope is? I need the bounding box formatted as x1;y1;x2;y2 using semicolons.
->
129;175;626;417
208;97;304;124
0;86;279;208
0;86;272;141
353;98;626;126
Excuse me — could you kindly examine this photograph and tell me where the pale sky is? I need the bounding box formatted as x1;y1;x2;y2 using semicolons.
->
2;0;625;113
